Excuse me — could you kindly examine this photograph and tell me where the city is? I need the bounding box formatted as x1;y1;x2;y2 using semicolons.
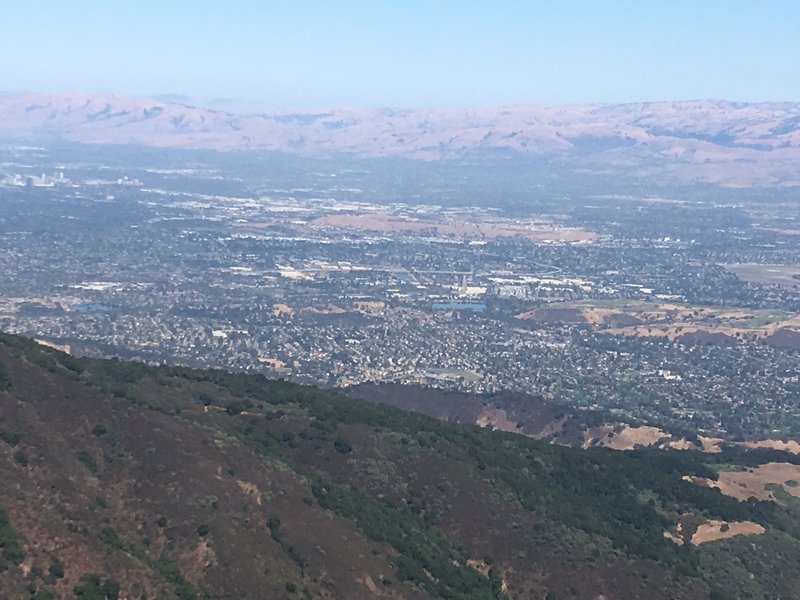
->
3;143;800;439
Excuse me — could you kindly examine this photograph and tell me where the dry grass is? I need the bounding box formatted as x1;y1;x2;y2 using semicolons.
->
691;462;800;502
476;407;522;434
271;303;293;317
690;520;765;545
310;212;596;242
699;436;724;453
521;300;800;345
724;263;800;287
581;424;697;451
743;439;800;454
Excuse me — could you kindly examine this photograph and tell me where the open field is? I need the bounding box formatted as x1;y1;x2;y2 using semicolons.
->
688;463;800;502
743;439;800;453
581;424;697;451
310;212;597;242
724;263;800;287
517;300;800;346
690;520;765;545
233;210;598;243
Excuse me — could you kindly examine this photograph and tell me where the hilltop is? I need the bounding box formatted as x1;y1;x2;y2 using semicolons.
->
3;333;800;598
2;92;800;186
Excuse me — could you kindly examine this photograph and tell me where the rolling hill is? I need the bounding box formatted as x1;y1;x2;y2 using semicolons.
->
2;92;800;187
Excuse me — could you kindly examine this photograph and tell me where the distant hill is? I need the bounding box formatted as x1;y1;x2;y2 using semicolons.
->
2;92;800;186
346;383;800;456
4;333;800;598
344;382;702;449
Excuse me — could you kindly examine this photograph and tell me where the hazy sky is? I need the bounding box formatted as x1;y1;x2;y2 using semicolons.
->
2;1;799;107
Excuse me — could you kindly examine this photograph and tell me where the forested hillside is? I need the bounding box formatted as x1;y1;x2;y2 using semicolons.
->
1;333;800;599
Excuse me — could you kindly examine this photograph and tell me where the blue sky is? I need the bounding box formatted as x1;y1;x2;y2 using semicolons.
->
1;1;799;107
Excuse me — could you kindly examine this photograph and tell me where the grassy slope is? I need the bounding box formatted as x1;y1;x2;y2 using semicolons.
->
0;333;798;599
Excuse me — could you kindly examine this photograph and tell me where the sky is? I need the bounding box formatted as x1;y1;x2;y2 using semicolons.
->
1;1;799;108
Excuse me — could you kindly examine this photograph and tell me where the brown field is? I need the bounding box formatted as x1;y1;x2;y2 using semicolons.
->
690;520;765;545
699;436;724;453
691;462;800;502
583;424;670;450
581;424;799;458
476;407;523;434
233;211;596;243
271;303;293;317
743;439;800;454
581;424;700;451
518;300;800;347
310;212;597;242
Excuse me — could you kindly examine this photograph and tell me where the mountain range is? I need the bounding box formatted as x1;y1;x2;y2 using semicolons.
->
2;91;800;187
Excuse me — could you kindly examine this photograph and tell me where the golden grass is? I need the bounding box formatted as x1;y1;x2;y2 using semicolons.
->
690;520;765;545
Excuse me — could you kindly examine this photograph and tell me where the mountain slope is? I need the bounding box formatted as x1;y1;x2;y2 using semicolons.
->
2;333;800;598
2;92;800;186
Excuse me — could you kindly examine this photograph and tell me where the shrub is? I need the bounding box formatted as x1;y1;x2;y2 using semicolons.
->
0;430;20;446
0;508;23;566
73;574;120;599
13;449;28;467
333;437;352;454
77;450;98;473
225;401;244;416
0;362;11;391
48;559;65;579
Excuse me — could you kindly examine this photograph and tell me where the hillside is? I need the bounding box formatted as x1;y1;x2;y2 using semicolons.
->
3;334;800;598
3;92;800;186
345;383;700;449
345;384;786;453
